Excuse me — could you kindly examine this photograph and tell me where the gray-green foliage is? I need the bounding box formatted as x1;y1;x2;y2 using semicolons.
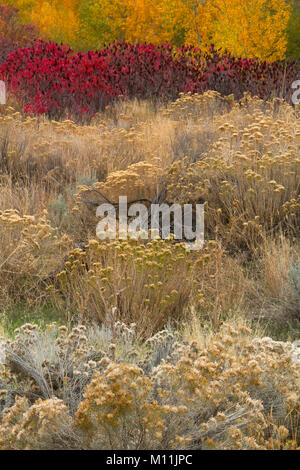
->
49;173;98;230
0;320;182;420
288;261;300;307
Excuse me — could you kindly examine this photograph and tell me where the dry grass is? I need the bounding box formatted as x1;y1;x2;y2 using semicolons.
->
50;238;217;336
0;91;299;450
0;92;299;331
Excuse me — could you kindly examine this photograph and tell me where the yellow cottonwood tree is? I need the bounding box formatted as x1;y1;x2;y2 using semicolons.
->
31;0;80;45
160;0;213;47
209;0;291;61
78;0;129;49
5;0;292;59
161;0;291;60
124;0;170;43
78;0;170;50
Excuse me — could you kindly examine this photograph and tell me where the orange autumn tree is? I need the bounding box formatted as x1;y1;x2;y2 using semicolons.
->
31;0;80;46
5;0;80;46
125;0;170;44
78;0;212;49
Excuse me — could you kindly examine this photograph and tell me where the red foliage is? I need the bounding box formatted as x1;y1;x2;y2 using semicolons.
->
0;41;116;117
0;4;39;65
97;42;206;100
0;40;298;120
189;45;299;103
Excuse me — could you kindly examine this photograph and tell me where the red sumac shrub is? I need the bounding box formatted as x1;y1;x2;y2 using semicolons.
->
192;46;300;102
0;40;299;121
0;41;116;118
98;42;207;100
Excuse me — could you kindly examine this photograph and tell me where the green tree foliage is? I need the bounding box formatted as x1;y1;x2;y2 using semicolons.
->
286;0;300;60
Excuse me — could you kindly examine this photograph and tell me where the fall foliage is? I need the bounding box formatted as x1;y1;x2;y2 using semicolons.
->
2;41;298;121
0;0;299;455
0;3;38;63
206;0;291;61
4;0;294;60
4;0;80;47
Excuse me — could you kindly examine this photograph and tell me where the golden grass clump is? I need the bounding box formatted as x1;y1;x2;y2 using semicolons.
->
0;209;71;306
51;238;215;335
74;160;166;232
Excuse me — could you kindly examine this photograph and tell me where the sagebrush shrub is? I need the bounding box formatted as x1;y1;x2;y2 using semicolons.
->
0;322;299;450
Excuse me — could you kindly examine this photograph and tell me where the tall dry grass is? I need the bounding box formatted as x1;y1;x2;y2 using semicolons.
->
0;92;299;332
